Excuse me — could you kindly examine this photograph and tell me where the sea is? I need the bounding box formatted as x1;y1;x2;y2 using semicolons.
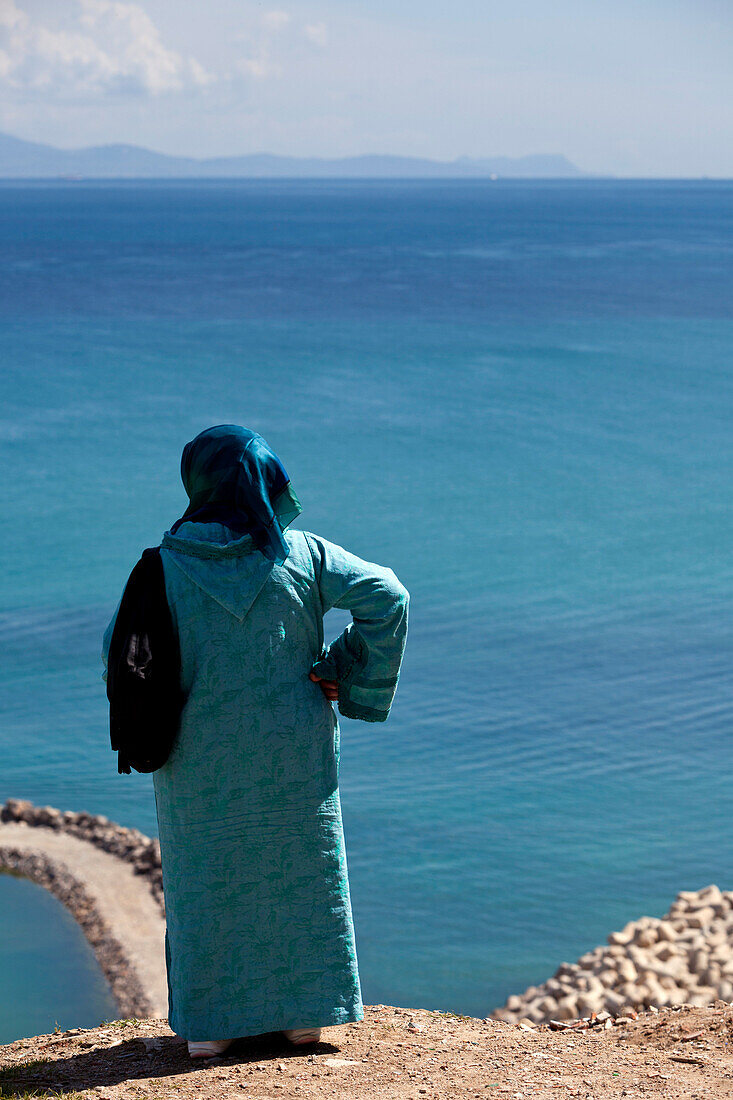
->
1;178;732;1043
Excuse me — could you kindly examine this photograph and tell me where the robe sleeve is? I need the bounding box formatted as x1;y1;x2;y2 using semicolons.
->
305;533;409;723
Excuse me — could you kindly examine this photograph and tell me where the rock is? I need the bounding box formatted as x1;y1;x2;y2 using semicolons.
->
602;991;626;1014
656;944;679;963
690;949;709;975
554;996;578;1021
3;799;35;822
656;922;677;942
606;945;627;958
688;988;717;1007
621;984;646;1006
35;806;63;829
616;959;637;984
635;928;658;948
687;907;716;929
697;886;723;906
650;983;670;1007
703;965;722;987
576;993;603;1015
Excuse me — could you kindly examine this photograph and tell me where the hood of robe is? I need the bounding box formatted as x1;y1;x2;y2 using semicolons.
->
160;521;278;622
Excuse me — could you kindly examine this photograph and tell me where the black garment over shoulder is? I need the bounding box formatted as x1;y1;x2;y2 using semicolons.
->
106;547;184;774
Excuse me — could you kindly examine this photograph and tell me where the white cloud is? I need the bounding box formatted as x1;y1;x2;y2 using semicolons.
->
237;53;281;79
304;22;327;47
0;0;212;98
235;10;328;83
261;11;290;32
236;9;292;81
0;2;23;31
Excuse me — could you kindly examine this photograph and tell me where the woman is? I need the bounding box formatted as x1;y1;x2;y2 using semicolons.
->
102;425;409;1059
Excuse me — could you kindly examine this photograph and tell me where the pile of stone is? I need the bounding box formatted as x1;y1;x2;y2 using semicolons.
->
492;886;733;1025
0;799;164;912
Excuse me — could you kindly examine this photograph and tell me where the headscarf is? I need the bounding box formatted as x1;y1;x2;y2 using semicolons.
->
169;425;301;564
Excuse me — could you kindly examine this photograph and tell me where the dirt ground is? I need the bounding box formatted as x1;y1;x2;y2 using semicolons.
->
3;1003;733;1100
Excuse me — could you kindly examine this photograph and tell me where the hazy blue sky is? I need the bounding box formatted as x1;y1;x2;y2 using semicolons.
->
0;0;730;175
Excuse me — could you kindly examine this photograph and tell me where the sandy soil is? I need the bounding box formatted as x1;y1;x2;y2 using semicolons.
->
2;1003;733;1100
0;822;167;1017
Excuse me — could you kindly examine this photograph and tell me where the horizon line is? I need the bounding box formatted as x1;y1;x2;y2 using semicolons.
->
0;174;729;181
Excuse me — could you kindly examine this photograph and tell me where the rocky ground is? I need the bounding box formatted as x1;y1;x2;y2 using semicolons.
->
3;1003;733;1099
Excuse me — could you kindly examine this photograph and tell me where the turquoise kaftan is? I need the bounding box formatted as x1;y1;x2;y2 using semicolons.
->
103;521;408;1041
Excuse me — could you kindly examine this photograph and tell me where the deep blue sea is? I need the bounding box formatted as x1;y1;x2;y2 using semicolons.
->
1;178;733;1043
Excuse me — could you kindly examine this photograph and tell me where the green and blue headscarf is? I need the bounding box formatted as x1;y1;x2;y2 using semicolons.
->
170;425;301;564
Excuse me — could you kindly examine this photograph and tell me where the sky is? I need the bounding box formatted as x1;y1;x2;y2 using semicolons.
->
0;0;731;176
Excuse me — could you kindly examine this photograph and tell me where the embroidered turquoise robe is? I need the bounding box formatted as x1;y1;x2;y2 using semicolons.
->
103;522;408;1041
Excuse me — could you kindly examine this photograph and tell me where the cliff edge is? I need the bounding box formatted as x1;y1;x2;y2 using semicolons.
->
2;1003;733;1099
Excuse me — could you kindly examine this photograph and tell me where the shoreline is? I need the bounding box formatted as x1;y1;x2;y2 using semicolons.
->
492;884;733;1026
2;799;733;1037
0;846;152;1019
0;799;167;1019
0;799;164;910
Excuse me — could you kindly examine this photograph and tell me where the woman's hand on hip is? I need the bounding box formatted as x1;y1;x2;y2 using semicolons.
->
309;671;339;701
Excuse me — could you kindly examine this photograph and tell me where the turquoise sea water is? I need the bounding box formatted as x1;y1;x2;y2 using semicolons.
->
1;179;733;1040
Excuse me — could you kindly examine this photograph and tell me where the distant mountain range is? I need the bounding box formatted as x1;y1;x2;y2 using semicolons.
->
0;131;588;179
